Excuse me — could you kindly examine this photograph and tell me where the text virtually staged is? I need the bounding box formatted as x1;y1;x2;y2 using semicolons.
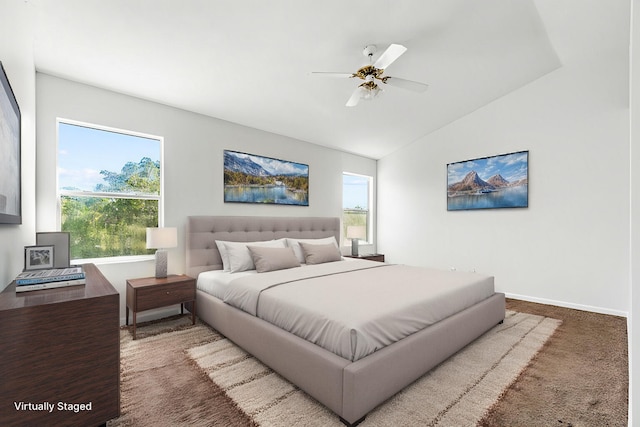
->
13;401;93;413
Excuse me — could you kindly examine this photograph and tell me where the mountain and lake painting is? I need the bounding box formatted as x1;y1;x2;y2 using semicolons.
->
224;150;309;206
447;151;528;211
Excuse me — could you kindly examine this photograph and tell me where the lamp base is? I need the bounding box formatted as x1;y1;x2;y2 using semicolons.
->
351;238;359;257
155;249;168;278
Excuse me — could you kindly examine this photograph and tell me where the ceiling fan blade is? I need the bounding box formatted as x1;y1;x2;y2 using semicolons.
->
373;44;407;70
311;72;354;78
346;87;364;107
381;76;429;93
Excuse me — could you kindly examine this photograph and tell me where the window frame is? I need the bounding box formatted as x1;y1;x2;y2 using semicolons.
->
342;172;373;246
56;118;165;263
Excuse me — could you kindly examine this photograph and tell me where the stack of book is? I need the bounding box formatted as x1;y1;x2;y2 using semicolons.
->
15;266;86;293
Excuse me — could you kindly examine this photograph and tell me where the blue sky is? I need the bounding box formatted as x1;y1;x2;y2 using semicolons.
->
447;151;528;185
343;174;369;209
58;122;160;191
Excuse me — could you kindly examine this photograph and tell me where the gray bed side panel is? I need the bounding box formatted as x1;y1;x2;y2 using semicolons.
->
342;293;506;422
196;290;349;415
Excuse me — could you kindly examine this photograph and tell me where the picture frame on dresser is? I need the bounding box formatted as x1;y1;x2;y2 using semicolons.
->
0;61;22;225
24;245;54;270
36;231;71;268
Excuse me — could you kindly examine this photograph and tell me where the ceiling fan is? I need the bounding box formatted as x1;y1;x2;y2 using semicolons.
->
312;44;429;107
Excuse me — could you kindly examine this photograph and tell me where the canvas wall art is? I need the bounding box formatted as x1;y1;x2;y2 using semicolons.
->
0;62;21;224
447;151;528;211
223;150;309;206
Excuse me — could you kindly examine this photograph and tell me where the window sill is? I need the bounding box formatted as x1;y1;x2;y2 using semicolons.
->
72;254;155;266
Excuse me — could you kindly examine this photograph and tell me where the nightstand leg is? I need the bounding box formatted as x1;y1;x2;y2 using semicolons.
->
132;311;137;340
126;306;129;325
181;303;184;315
192;300;196;325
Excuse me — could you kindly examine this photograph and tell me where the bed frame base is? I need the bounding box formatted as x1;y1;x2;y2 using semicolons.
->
194;289;505;424
340;415;365;427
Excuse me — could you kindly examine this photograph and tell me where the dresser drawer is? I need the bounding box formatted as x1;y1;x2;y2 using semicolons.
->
135;281;195;311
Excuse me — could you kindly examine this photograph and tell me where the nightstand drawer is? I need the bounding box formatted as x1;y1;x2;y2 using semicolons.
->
136;282;195;311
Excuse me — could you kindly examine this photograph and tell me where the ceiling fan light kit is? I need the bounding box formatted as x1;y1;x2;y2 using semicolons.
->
313;43;429;107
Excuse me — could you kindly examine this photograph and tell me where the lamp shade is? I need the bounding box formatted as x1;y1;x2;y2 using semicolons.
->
346;225;366;240
146;227;178;249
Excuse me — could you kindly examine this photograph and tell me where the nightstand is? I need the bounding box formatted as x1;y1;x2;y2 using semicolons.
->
345;253;385;262
126;274;196;339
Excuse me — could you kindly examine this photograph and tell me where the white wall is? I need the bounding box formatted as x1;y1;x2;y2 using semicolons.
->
36;74;377;323
378;8;629;316
630;0;640;423
0;1;36;291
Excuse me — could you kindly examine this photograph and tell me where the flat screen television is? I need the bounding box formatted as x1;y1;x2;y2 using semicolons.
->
0;61;21;224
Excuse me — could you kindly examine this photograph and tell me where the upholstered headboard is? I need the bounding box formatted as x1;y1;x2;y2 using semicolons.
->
186;216;341;277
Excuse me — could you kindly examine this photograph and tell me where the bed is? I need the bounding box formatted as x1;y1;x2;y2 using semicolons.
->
186;216;505;426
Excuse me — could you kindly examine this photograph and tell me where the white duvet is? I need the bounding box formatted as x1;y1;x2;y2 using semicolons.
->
199;259;495;361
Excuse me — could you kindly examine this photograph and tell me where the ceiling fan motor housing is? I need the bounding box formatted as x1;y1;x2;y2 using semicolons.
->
362;45;377;57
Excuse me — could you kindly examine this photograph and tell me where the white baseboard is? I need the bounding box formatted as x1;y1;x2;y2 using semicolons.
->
505;293;628;318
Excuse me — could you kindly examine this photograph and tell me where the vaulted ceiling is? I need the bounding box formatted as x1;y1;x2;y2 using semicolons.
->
27;0;625;159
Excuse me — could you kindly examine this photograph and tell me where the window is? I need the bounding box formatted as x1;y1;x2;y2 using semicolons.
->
342;173;372;246
58;120;162;260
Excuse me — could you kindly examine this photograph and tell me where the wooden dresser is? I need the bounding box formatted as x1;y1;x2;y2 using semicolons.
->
0;263;120;427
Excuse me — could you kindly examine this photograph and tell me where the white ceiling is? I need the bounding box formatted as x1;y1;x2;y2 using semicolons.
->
28;0;569;159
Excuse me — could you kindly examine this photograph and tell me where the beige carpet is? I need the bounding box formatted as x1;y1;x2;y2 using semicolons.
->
186;310;560;426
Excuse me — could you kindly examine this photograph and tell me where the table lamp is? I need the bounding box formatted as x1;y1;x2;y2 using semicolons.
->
346;225;366;256
146;227;178;278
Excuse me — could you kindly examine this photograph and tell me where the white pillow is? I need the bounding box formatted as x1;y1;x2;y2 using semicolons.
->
285;237;339;263
223;239;287;273
215;240;231;271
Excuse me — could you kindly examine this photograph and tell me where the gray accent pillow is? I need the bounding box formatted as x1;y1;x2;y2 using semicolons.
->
299;242;342;265
247;246;301;273
285;236;339;263
220;239;287;273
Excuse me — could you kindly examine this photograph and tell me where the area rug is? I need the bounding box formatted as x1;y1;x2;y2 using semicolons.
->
187;310;560;426
108;316;256;427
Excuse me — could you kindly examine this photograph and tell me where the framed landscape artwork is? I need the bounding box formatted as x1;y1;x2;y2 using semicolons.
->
223;150;309;206
447;150;529;211
0;62;21;224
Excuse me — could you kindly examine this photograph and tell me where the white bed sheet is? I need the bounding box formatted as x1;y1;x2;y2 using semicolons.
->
196;257;356;298
197;269;256;299
198;259;495;361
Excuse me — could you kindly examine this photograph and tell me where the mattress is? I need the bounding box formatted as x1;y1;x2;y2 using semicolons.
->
198;259;495;361
197;269;255;299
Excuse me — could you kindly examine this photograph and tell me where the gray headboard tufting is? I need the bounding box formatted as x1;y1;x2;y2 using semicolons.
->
186;216;341;277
